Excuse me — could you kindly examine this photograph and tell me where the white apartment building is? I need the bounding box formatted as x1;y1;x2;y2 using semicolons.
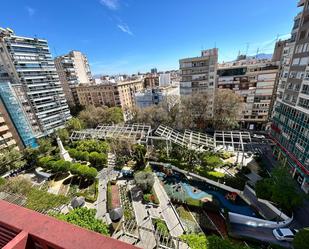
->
0;28;71;137
54;51;92;107
217;58;279;130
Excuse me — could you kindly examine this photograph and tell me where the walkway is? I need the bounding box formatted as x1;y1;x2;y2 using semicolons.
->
129;184;156;249
95;153;117;222
153;176;185;237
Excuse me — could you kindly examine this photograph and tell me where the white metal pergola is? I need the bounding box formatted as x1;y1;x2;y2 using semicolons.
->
70;124;152;144
214;130;251;152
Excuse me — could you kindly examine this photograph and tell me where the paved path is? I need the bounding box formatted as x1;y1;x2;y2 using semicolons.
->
129;184;156;249
153;176;185;237
95;153;117;222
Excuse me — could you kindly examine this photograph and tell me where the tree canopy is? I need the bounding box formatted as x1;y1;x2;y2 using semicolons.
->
255;166;304;212
78;106;124;128
0;149;26;174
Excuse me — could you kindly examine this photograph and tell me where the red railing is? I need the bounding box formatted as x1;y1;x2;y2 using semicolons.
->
0;200;139;249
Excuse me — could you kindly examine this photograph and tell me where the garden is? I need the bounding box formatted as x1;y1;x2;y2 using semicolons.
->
0;177;69;212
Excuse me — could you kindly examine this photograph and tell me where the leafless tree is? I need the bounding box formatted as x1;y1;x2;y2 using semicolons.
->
213;89;244;130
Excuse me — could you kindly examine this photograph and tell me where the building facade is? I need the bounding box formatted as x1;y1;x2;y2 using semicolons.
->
135;85;179;108
54;51;92;107
179;48;218;96
75;83;121;107
0;80;37;148
217;59;279;130
159;73;171;87
179;49;218;118
144;74;159;89
0;28;71;137
75;79;144;119
270;0;309;193
0;105;20;150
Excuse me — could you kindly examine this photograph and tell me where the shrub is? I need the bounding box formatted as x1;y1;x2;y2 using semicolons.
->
52;208;109;235
38;156;54;168
134;171;154;193
89;152;107;169
293;228;309;249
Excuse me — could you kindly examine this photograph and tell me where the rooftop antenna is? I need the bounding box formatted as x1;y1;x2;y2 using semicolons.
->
53;46;58;56
245;42;250;56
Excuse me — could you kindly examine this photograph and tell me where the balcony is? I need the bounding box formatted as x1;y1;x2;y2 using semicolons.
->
0;125;9;132
0;200;138;249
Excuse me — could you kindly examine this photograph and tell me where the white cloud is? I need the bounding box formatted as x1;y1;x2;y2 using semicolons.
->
117;23;133;36
100;0;119;10
26;6;35;16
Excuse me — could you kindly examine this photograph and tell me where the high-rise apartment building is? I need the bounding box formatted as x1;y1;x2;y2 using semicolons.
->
179;48;218;96
217;58;279;130
179;48;218;119
54;51;92;107
0;28;71;137
270;0;309;193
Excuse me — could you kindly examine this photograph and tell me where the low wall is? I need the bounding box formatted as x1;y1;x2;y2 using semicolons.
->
244;185;290;220
228;212;293;229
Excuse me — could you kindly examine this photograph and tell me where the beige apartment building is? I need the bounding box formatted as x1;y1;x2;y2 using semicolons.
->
55;51;93;107
75;83;121;107
75;79;144;117
0;103;20;150
217;58;279;130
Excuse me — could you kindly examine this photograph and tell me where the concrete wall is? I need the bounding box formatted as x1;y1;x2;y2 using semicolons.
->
228;212;293;229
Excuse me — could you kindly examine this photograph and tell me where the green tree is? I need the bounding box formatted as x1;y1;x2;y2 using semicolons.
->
56;128;70;143
84;167;98;180
76;140;109;154
105;107;124;124
38;156;54;168
65;117;85;133
23;147;40;166
180;233;207;249
133;144;147;170
293;228;309;249
52;208;109;235
38;138;53;155
202;154;223;170
134;171;154;193
255;166;304;212
89;152;107;169
0;149;26;173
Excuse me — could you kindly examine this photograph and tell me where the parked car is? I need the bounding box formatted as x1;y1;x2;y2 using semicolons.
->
273;228;298;241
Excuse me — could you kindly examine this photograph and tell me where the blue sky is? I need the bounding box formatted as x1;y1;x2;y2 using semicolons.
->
1;0;300;75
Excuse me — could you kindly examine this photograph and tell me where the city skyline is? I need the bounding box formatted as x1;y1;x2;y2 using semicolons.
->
1;0;299;75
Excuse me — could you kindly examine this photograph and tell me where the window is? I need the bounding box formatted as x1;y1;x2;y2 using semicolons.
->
292;58;300;65
302;84;309;94
300;57;309;65
298;97;309;109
